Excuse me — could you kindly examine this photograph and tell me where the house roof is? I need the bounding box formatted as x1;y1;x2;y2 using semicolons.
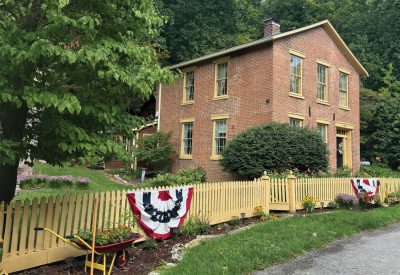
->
169;20;368;77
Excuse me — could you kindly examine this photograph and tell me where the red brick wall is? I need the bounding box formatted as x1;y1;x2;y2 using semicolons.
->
160;26;361;180
272;27;360;172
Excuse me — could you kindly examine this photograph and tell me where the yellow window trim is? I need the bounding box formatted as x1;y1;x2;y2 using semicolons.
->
214;60;229;99
213;95;228;101
211;117;228;160
335;122;354;130
289;93;305;100
339;106;350;111
317;99;330;106
179;154;193;160
289;53;303;96
180;118;195;123
288;112;305;120
317;62;329;102
212;56;230;64
316;118;330;125
182;69;195;104
180;121;193;159
316;59;331;67
339;71;349;107
338;67;351;74
211;114;229;120
289;49;306;59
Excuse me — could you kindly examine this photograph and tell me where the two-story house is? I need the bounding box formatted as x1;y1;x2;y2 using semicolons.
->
157;19;368;181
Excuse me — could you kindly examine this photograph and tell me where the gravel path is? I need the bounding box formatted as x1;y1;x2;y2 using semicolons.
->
255;223;400;275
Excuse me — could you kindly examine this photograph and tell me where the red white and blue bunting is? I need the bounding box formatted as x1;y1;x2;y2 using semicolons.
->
350;178;380;197
126;187;194;239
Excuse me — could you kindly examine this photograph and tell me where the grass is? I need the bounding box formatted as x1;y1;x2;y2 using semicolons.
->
163;206;400;275
14;162;129;201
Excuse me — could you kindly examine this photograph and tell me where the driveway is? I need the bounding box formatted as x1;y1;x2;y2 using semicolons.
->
255;223;400;275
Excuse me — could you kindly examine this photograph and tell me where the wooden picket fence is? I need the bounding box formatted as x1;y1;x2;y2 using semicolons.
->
0;176;270;273
1;176;400;273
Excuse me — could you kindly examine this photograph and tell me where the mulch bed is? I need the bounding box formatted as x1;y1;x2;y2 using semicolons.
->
15;216;270;275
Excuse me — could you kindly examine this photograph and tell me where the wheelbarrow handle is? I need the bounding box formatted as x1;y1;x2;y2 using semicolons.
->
34;227;44;231
65;235;75;239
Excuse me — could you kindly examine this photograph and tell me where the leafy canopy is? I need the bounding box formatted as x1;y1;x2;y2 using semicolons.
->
221;123;329;179
0;0;173;202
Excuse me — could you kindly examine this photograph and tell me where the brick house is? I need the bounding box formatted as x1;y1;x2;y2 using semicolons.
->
157;19;368;181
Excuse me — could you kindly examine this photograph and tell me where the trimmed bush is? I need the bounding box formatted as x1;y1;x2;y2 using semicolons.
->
145;168;206;188
221;123;329;179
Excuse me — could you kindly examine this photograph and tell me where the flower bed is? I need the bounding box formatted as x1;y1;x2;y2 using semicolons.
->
18;174;91;190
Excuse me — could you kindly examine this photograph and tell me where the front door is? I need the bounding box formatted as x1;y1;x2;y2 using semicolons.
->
336;129;352;169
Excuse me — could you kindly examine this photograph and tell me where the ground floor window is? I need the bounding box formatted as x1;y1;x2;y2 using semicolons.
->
181;122;193;156
213;119;227;156
317;123;328;143
289;118;303;127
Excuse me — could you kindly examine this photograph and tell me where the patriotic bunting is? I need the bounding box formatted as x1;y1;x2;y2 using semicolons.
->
126;186;194;239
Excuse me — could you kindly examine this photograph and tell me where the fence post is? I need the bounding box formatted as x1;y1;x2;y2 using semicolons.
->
287;172;297;213
261;171;270;214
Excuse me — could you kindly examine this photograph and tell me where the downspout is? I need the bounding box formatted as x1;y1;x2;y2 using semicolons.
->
157;83;162;132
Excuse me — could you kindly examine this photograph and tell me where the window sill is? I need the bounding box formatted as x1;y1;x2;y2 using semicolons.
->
317;100;330;106
213;95;228;101
181;101;194;106
289;93;304;100
179;155;193;160
339;106;350;111
210;155;223;161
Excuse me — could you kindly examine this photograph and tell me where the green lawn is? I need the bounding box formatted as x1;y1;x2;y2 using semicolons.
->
14;162;130;201
163;206;400;275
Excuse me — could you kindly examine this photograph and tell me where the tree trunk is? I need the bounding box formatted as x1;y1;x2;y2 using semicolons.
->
0;103;28;203
0;163;19;203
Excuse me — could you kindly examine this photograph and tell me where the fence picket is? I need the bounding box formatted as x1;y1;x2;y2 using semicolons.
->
18;200;30;255
10;200;22;256
27;198;38;254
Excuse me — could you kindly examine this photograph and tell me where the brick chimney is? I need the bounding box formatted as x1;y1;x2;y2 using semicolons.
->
263;18;280;37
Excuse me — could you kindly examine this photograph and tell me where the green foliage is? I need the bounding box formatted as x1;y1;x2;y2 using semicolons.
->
179;215;211;237
362;96;400;170
134;132;173;173
227;216;241;227
161;0;263;64
0;0;174;201
327;201;338;209
335;166;352;177
141;238;157;250
145;168;206;188
77;210;136;246
360;163;400;178
221;123;328;179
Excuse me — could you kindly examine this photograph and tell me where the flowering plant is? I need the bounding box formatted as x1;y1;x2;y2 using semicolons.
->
18;174;91;190
335;193;359;209
303;196;318;212
254;205;270;220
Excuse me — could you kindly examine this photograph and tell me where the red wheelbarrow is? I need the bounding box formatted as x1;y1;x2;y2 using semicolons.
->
34;227;142;275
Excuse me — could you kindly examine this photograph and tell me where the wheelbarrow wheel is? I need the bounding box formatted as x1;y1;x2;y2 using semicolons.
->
116;249;129;268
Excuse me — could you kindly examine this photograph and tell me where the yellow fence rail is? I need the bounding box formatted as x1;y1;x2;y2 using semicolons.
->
0;176;270;273
2;176;400;273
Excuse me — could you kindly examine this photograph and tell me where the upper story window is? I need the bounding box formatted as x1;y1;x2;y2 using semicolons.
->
289;117;303;127
215;62;228;98
317;64;328;102
183;70;194;103
290;55;303;95
339;72;349;107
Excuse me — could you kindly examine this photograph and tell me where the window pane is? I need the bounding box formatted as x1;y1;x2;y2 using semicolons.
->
289;118;302;127
339;72;348;106
317;123;327;143
214;120;227;155
317;64;327;101
216;63;228;96
183;123;193;155
290;55;302;94
185;71;194;101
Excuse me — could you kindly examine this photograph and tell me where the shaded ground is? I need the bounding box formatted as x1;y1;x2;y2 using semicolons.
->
256;222;400;275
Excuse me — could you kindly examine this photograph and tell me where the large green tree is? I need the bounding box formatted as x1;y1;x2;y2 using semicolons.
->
0;0;173;202
161;0;263;64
